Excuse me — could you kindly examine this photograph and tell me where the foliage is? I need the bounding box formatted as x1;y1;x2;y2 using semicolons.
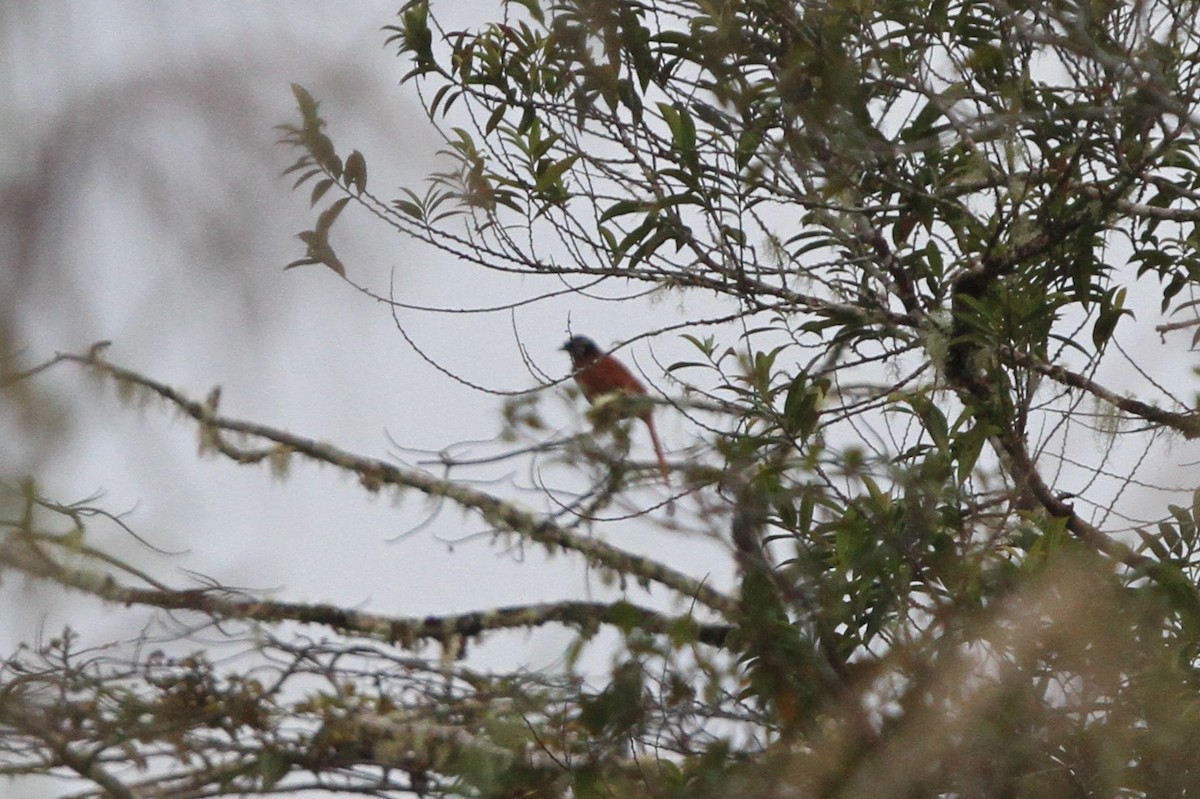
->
9;0;1200;796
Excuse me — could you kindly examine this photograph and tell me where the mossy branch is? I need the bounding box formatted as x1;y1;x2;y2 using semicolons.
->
0;526;731;649
16;346;737;618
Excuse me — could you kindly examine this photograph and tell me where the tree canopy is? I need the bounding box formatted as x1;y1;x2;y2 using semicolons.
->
7;0;1200;796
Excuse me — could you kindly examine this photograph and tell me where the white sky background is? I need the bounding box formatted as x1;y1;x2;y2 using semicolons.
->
5;2;1200;794
0;0;731;724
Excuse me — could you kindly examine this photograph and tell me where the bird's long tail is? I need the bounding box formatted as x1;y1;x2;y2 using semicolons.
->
643;414;671;487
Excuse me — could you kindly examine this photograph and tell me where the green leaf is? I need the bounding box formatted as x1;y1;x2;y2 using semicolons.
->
393;199;423;220
258;748;290;790
315;197;351;234
280;157;314;178
485;104;507;135
290;83;319;122
954;423;986;484
310;178;335;207
294;229;346;277
504;0;544;24
735;127;764;170
599;199;645;223
291;168;322;190
782;373;825;440
398;0;435;77
534;154;579;194
343;150;368;194
283;257;320;270
901;98;943;144
1092;287;1132;350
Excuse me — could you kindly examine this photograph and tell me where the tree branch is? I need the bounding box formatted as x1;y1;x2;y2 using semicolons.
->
0;524;731;650
20;347;737;618
1001;346;1200;439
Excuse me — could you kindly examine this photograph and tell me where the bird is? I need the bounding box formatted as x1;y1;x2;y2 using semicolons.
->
561;335;671;486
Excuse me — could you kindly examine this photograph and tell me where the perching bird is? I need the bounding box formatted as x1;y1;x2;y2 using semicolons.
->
561;335;671;486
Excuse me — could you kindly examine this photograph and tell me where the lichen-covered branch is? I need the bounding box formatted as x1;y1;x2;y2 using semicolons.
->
0;525;731;650
1001;346;1200;439
22;346;736;618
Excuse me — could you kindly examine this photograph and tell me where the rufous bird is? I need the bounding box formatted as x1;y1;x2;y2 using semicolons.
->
561;335;671;486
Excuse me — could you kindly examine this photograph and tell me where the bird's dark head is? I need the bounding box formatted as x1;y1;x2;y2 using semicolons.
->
561;335;601;360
